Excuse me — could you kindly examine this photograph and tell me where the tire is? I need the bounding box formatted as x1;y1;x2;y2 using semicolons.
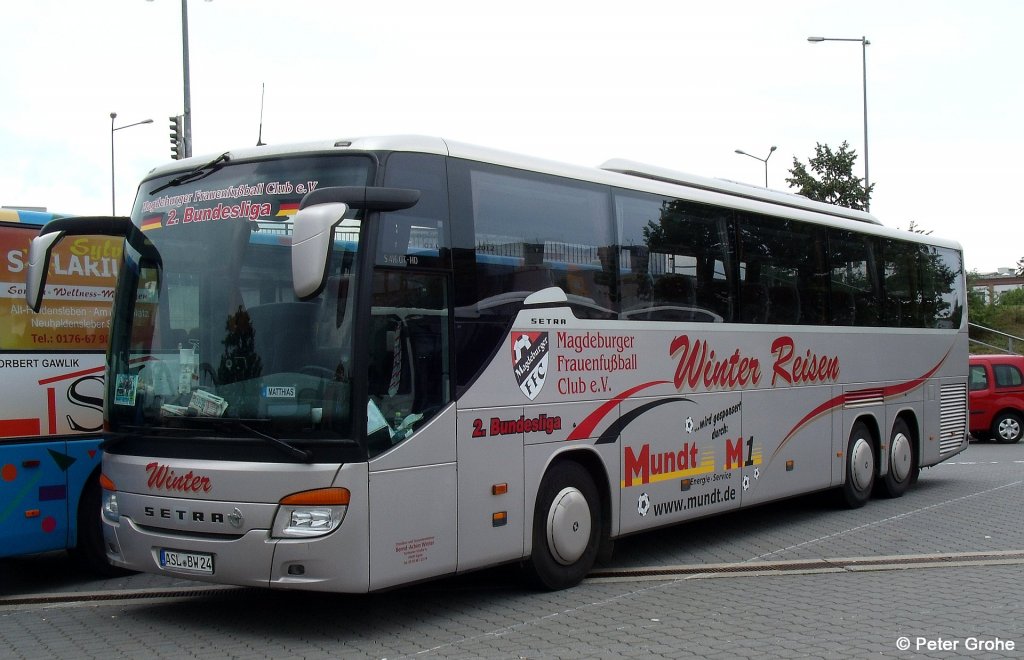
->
526;461;601;590
878;418;916;498
69;474;130;577
840;421;875;508
991;411;1023;444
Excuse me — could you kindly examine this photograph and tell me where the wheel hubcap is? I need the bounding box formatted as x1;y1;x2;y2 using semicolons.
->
998;418;1020;441
850;437;873;491
890;432;912;482
546;487;591;565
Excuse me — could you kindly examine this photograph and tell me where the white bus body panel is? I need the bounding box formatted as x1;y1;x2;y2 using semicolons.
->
102;455;375;592
368;404;457;590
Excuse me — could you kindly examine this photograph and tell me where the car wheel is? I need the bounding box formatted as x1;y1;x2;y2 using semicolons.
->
992;411;1023;444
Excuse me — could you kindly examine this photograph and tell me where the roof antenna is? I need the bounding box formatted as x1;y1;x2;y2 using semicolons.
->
256;82;266;146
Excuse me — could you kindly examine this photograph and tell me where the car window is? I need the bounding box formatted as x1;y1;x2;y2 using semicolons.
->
969;365;989;391
993;364;1024;388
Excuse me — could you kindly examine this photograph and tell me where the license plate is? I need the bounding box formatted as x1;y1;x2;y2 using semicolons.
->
159;548;214;574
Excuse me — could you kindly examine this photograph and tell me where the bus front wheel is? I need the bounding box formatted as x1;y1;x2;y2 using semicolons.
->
527;461;600;590
841;422;875;508
70;474;130;576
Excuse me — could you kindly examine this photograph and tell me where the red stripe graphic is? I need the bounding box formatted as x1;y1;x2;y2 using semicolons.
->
771;350;952;463
566;381;670;441
37;364;105;386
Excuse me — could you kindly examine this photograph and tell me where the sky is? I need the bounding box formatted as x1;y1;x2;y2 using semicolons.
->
2;0;1021;273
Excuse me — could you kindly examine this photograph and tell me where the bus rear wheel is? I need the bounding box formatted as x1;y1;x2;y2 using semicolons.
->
841;422;875;508
878;418;916;498
527;461;600;590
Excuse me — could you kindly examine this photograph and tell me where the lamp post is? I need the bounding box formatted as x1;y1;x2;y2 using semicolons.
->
110;113;154;215
734;146;777;187
148;0;210;158
807;35;870;210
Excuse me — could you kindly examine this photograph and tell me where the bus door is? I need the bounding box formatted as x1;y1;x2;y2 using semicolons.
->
365;268;457;590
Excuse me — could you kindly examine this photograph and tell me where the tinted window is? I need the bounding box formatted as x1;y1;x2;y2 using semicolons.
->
882;239;964;329
449;160;615;390
829;229;882;326
616;192;733;322
736;213;828;325
920;246;964;329
378;152;451;270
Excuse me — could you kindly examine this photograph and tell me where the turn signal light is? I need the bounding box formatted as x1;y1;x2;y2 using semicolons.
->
279;487;350;506
99;473;117;491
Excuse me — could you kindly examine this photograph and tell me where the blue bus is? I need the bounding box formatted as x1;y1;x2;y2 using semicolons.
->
0;209;122;573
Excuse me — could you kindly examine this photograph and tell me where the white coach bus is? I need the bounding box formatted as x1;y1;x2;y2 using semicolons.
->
25;136;968;591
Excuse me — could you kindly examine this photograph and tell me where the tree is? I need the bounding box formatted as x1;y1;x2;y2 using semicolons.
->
786;141;873;211
999;287;1024;306
966;269;997;329
1017;256;1024;277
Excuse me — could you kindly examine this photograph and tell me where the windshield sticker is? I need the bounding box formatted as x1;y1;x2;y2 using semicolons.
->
262;386;296;399
275;202;299;217
113;374;139;406
140;180;319;228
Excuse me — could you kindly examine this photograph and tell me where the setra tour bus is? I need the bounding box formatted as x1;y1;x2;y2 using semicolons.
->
1;208;122;573
24;136;969;591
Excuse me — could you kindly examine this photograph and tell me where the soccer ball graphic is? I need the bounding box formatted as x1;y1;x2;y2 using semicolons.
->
685;416;694;433
637;492;651;517
742;475;750;491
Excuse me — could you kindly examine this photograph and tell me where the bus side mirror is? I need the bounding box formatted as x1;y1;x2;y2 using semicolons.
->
291;186;420;300
25;232;64;313
25;216;132;313
292;202;349;300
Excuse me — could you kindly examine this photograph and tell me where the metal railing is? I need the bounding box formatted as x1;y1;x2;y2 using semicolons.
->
969;322;1023;354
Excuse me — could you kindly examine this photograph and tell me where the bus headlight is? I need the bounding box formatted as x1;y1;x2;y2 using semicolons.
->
100;473;119;523
272;487;349;538
102;490;120;523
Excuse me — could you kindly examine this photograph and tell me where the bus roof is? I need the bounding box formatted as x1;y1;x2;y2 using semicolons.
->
144;135;961;251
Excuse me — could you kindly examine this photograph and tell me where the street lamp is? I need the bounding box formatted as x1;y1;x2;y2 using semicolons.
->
734;146;777;187
110;112;154;215
807;35;871;210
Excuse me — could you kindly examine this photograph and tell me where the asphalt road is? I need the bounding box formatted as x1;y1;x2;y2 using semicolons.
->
2;441;1022;659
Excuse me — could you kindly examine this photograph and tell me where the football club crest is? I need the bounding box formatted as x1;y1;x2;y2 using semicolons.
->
511;331;549;400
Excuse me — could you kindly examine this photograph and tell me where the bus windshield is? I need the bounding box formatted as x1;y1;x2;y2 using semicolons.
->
107;155;373;457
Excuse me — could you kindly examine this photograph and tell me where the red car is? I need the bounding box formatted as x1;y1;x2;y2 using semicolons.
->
969;354;1024;443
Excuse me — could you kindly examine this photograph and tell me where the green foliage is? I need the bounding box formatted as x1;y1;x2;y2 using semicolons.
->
786;141;873;211
999;287;1024;306
968;269;1024;352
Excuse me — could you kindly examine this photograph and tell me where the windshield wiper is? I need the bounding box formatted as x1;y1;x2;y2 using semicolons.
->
236;420;313;463
149;151;232;196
